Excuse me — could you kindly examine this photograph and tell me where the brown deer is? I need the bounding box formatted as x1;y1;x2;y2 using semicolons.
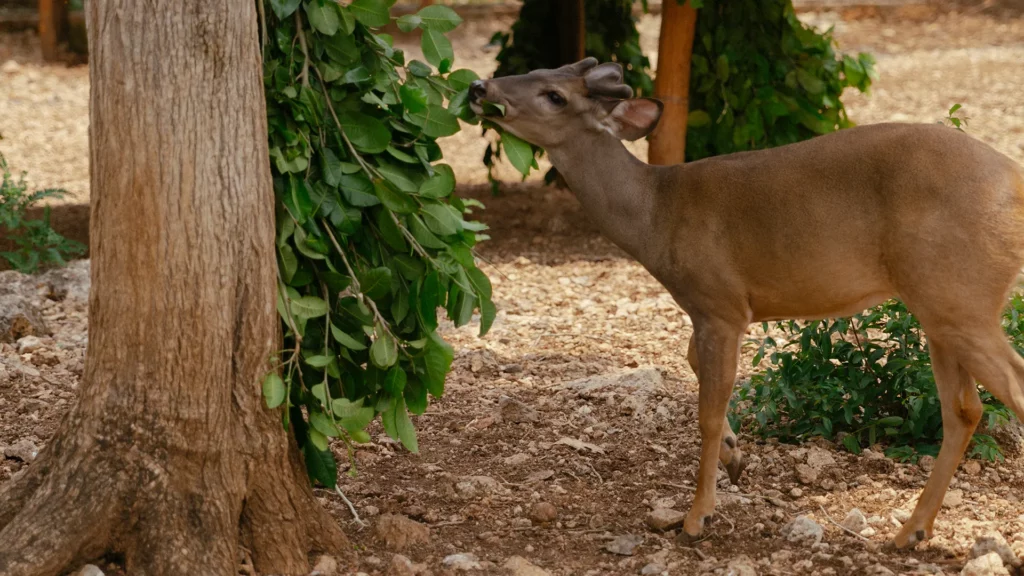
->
469;58;1024;548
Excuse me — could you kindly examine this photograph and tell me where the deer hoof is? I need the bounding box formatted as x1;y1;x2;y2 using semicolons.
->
893;527;930;549
726;456;746;485
676;529;702;546
676;516;712;546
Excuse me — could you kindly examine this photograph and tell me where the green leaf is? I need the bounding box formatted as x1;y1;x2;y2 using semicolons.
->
309;426;329;450
303;439;337;487
397;14;422;32
716;54;730;81
341;66;372;85
270;0;302;19
421;29;454;69
877;416;904;427
340;174;381;207
400;83;428;114
418;164;454;198
304;0;340;36
370;331;398;368
416;4;462;32
278;244;298;283
333;398;375;432
310;411;341;437
291;295;329;318
479;297;497;337
305;354;333;368
409;215;446;249
384;366;408;396
421;203;460;236
842;434;862;454
358;266;393;299
467;266;491;299
339;112;391;154
349;0;390;27
321;148;344;186
418;273;440;331
377;161;422;193
423;332;453;397
376;208;407;250
373;179;417;214
381;400;399;441
796;68;825;95
395;396;419;453
405;378;428;415
393;254;426;280
481;101;506;117
331;324;367;350
447;69;480;91
688;110;711;128
324;32;360;64
263;373;286;409
407;60;432;78
501;132;534;176
409;105;460;138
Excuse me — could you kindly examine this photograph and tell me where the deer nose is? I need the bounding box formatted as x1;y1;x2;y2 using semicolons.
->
469;80;487;104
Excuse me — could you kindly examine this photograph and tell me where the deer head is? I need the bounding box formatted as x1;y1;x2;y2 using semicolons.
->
469;57;664;149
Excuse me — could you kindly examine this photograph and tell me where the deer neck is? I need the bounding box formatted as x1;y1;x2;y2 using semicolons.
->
547;132;663;261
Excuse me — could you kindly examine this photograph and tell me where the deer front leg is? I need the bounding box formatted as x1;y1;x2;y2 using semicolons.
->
680;321;743;544
687;337;745;484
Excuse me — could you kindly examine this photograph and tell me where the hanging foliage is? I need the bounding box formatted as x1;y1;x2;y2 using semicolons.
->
261;0;491;488
685;0;876;160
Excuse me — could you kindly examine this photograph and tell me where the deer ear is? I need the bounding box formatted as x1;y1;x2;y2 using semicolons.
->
603;98;663;141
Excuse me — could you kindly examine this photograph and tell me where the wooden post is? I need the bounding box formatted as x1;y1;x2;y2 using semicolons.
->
557;0;586;65
648;0;697;166
39;0;68;62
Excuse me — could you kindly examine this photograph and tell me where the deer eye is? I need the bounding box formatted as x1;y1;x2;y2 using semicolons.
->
546;91;566;107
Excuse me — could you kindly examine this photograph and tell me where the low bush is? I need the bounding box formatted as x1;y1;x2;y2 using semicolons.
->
0;153;85;274
731;298;1019;462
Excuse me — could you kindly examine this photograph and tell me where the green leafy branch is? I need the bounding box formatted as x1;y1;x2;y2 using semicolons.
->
261;0;494;488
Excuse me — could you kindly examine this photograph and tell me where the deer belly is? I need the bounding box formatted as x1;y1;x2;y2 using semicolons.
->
745;264;894;322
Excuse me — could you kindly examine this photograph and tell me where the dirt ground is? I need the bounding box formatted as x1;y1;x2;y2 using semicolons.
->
3;5;1024;576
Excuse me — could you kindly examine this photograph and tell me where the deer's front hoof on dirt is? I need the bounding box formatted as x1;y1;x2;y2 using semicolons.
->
892;525;931;549
677;515;712;545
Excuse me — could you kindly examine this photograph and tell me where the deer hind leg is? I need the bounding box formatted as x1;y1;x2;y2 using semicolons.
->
687;337;745;485
680;321;743;543
894;337;981;548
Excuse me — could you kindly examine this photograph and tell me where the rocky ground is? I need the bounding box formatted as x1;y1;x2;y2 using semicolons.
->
3;185;1024;576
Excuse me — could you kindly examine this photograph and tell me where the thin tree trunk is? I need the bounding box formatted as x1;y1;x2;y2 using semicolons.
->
557;0;586;65
0;2;346;575
648;0;697;165
38;0;67;62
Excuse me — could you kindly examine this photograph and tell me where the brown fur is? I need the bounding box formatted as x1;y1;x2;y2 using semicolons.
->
472;59;1024;548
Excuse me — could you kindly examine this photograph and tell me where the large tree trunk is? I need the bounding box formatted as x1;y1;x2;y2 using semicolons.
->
0;2;346;575
648;0;697;165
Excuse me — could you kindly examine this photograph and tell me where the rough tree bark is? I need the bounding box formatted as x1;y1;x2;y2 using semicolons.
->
648;0;697;165
0;1;347;575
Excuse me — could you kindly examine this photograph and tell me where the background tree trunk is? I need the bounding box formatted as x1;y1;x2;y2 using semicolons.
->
0;2;346;575
648;0;697;165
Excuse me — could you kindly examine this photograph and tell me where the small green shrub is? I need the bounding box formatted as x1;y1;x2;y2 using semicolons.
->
731;298;1019;462
0;154;85;274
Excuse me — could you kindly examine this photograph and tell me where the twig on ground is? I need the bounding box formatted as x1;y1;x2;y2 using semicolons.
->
819;505;870;541
430;520;466;528
335;485;367;529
